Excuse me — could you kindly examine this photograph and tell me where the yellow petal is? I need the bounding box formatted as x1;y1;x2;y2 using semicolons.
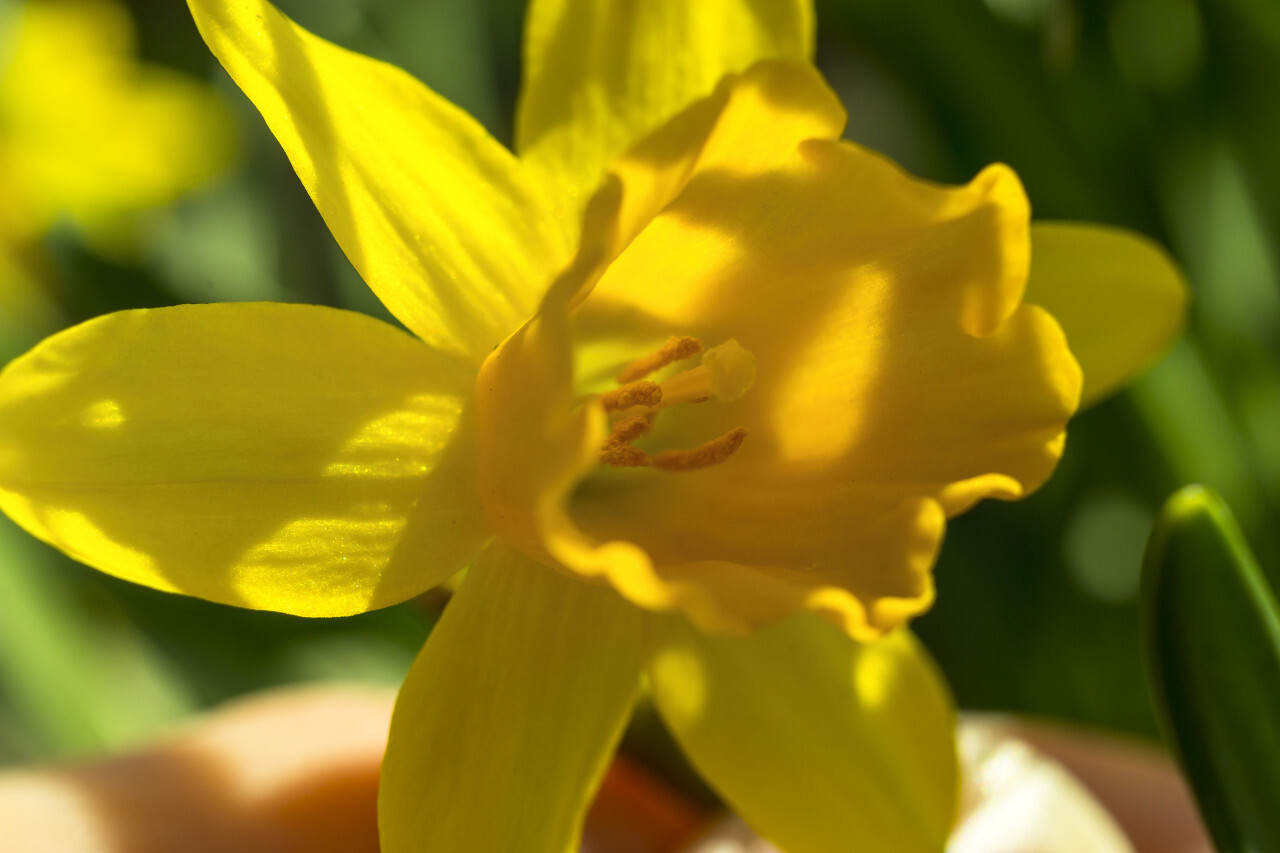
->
1027;222;1188;406
475;62;848;588
379;542;643;853
0;0;233;247
187;0;567;362
572;495;946;641
0;303;486;616
473;161;643;568
564;64;1080;639
602;60;846;264
476;63;847;576
517;0;814;223
648;616;958;852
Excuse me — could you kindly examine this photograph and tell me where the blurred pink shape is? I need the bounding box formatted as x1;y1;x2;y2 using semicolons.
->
0;689;1212;853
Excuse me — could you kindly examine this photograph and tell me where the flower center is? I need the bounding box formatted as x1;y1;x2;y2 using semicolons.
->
599;336;755;471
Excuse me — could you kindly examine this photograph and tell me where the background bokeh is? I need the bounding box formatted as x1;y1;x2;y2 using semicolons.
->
1;0;1277;800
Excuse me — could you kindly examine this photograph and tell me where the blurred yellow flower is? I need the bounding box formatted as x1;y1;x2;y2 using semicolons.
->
0;0;1186;851
0;0;232;336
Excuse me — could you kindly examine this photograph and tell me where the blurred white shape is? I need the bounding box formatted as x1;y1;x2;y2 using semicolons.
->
949;720;1133;853
680;718;1134;853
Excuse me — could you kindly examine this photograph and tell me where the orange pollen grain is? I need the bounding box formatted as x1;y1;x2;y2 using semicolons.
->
600;444;652;468
605;412;656;446
617;336;703;383
601;380;663;412
650;427;748;472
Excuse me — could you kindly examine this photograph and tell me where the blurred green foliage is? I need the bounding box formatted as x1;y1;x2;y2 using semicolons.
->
1142;486;1280;853
2;0;1279;776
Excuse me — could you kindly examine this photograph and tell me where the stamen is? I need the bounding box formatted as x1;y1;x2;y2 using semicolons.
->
651;427;748;472
597;339;754;472
601;444;651;467
600;413;656;467
617;336;704;383
605;412;656;446
601;380;662;412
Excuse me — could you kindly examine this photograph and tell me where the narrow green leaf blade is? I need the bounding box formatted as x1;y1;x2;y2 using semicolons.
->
1142;485;1280;853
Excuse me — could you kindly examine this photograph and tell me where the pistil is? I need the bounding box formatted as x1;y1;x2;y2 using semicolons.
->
655;338;756;408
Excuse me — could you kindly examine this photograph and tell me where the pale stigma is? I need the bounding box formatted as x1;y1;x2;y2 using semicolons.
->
658;339;756;408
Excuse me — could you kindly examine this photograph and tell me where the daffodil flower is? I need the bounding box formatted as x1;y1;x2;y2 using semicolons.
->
0;0;1186;850
0;0;232;339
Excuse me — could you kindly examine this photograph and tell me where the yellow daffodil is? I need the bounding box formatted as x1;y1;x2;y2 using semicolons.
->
0;0;1186;850
0;0;231;339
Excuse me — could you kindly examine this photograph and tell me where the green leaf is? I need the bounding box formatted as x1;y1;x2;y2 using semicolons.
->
1141;485;1280;853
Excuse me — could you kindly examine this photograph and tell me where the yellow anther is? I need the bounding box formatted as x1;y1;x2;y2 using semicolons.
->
601;380;662;412
601;444;651;468
617;336;704;383
651;427;748;472
601;413;656;467
605;412;655;446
